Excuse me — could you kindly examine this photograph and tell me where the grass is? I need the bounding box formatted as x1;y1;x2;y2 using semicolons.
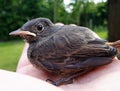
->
93;26;108;39
0;40;24;71
0;27;108;71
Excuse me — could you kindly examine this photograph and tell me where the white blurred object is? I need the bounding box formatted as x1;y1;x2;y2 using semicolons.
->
69;24;77;26
55;23;64;26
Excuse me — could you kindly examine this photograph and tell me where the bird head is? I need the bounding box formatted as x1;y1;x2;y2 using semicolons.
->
9;18;54;43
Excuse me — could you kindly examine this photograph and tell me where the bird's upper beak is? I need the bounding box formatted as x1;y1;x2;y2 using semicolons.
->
9;29;36;37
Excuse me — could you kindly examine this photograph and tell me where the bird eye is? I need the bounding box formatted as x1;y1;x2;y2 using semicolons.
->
37;24;44;31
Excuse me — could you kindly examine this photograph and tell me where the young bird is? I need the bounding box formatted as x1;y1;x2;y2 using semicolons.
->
10;18;120;86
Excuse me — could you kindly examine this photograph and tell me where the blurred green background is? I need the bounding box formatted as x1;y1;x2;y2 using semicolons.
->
0;41;24;71
0;0;119;71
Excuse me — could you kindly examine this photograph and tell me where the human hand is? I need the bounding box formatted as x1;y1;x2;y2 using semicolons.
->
16;43;120;91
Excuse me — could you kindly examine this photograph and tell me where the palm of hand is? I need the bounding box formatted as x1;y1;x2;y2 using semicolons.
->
16;43;120;91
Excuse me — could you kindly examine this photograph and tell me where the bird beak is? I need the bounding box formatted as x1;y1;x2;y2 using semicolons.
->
9;29;36;37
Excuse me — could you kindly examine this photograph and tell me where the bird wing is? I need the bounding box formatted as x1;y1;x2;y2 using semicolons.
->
36;25;114;61
48;26;117;72
50;25;109;57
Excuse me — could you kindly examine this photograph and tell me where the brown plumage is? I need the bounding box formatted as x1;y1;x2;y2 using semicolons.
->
10;18;120;86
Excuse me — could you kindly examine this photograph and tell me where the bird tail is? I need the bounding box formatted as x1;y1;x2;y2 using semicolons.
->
106;40;120;54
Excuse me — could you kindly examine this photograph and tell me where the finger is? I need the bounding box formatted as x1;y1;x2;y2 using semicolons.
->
16;43;30;71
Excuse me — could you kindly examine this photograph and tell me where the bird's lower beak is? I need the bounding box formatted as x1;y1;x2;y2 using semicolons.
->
9;29;36;37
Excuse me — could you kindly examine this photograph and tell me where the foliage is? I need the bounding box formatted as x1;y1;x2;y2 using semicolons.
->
0;0;107;41
95;2;107;26
70;0;107;27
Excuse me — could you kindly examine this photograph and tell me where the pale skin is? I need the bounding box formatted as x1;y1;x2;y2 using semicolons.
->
1;43;120;91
